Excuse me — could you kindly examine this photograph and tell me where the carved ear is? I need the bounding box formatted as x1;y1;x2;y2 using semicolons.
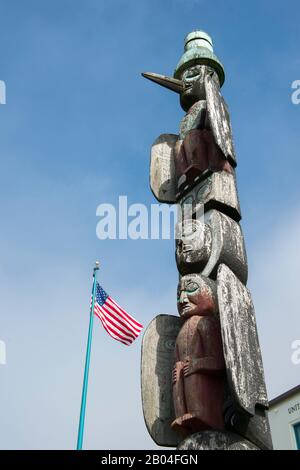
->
207;69;220;88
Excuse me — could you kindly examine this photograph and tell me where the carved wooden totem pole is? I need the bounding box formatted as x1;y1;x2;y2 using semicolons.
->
141;31;273;450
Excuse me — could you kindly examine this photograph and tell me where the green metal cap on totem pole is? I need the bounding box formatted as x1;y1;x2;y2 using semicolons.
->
174;30;225;86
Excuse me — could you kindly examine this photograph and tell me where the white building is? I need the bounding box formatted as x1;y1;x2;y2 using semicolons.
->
268;385;300;450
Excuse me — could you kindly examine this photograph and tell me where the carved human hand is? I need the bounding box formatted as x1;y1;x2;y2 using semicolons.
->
183;355;225;376
183;357;201;377
172;363;183;384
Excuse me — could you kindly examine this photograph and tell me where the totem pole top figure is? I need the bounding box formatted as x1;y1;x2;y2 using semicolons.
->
143;30;225;111
142;30;236;206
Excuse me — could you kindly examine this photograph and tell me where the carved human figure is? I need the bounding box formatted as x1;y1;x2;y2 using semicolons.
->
174;65;233;190
172;274;225;436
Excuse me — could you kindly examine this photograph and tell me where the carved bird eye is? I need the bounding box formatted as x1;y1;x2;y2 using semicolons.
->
183;67;201;80
186;282;199;293
184;73;200;81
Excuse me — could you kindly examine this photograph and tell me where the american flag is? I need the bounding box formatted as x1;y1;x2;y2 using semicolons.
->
93;282;143;346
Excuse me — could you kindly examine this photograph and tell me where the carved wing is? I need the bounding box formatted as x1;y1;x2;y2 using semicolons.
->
150;134;178;203
141;314;182;447
217;264;268;416
205;74;236;166
202;209;247;284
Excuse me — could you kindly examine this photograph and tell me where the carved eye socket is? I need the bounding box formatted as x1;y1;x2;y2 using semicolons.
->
186;282;199;293
177;240;183;249
182;227;196;240
184;68;201;80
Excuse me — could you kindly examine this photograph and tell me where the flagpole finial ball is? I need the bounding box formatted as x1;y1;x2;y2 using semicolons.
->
95;261;100;269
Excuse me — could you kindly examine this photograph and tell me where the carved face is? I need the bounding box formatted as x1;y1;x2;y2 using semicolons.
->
176;220;211;275
177;274;217;318
180;65;218;111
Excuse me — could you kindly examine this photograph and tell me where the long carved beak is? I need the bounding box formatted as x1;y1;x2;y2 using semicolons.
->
142;72;184;94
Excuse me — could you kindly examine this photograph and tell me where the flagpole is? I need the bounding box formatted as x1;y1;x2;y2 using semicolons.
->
76;260;99;450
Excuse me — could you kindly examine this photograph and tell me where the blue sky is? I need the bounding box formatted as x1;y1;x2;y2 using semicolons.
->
0;0;300;449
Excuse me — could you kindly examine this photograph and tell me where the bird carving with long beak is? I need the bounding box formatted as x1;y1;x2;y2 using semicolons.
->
142;65;219;112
